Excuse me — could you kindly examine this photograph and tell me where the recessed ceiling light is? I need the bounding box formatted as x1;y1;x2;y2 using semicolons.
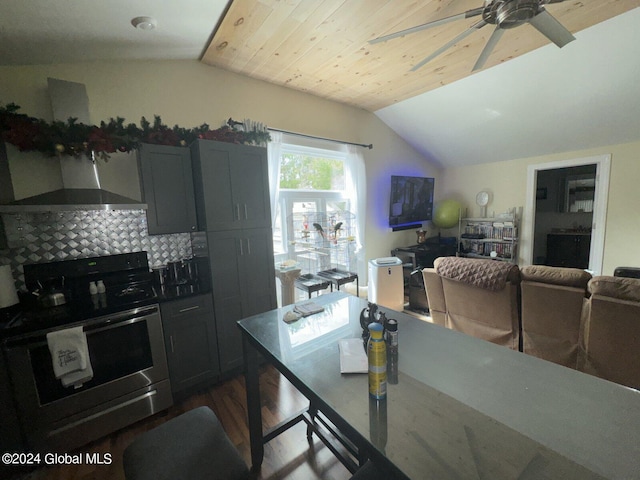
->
131;16;157;31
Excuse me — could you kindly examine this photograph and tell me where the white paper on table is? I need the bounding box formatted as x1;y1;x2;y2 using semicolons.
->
338;338;368;374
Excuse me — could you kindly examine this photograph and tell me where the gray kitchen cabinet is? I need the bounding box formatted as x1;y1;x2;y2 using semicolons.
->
191;139;271;231
190;138;276;375
208;227;276;373
138;143;198;234
160;293;220;394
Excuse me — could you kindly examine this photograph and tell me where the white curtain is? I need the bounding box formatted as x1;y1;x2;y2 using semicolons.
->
344;144;367;280
267;131;283;226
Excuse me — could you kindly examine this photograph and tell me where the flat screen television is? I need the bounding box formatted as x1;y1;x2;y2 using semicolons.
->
389;175;435;229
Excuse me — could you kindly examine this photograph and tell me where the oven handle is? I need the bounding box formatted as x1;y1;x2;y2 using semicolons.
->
84;309;156;335
3;305;159;349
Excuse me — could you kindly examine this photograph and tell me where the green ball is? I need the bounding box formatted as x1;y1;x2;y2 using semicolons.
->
432;199;462;228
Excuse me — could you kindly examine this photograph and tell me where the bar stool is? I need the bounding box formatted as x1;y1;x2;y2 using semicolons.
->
123;407;249;480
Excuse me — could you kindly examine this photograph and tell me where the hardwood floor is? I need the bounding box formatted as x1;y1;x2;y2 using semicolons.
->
18;366;351;480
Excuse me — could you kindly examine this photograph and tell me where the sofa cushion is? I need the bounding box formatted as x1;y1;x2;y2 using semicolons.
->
588;276;640;303
434;256;519;291
520;265;591;289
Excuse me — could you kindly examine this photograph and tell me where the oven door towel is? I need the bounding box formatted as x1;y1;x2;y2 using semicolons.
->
46;326;94;388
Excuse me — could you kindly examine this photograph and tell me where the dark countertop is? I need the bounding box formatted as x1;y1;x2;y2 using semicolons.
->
154;280;211;303
0;296;161;341
0;279;212;340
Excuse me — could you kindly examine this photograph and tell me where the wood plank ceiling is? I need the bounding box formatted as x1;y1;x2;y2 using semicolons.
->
202;0;640;111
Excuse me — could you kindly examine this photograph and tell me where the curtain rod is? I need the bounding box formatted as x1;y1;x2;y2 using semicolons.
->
227;118;373;149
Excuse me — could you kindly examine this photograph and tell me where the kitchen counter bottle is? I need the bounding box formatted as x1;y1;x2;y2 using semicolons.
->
367;322;387;399
386;319;399;385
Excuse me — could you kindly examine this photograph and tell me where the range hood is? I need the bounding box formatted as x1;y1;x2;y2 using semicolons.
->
0;182;147;213
0;78;146;213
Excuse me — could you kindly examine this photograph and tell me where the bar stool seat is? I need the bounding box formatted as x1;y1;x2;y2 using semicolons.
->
123;407;249;480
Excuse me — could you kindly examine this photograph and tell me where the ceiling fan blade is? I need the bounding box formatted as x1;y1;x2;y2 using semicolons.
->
411;19;487;72
529;8;575;47
369;7;483;44
472;27;505;71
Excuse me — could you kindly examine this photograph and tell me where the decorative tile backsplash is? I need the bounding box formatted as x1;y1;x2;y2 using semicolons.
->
0;210;192;290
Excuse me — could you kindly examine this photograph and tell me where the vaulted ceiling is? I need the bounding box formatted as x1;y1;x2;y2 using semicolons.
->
2;1;640;167
202;0;639;111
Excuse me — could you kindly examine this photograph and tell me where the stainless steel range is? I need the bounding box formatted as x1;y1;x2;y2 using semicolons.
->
1;252;172;452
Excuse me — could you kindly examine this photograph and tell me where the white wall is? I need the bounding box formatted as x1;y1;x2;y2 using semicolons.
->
440;140;640;275
0;59;441;282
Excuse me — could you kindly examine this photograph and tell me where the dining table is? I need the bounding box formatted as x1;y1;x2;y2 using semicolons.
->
238;291;640;479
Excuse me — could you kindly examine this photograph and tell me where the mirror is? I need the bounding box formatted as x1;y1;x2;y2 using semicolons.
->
562;174;595;213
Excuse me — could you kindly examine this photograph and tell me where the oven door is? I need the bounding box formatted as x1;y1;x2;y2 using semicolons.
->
3;305;173;451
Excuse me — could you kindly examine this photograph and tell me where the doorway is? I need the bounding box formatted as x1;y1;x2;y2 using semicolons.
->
523;154;611;274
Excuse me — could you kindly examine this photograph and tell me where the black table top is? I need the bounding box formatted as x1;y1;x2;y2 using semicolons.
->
238;292;640;480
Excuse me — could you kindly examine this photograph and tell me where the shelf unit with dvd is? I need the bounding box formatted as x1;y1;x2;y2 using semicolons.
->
457;207;520;264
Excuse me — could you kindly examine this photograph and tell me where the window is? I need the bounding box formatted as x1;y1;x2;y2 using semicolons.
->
272;144;353;276
279;152;345;190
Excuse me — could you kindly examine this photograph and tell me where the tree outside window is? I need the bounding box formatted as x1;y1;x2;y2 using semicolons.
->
273;148;352;278
279;153;345;191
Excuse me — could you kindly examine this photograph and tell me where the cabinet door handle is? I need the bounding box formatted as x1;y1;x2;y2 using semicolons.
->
169;335;175;353
178;305;200;313
247;238;251;255
235;204;241;221
244;203;248;220
239;238;244;256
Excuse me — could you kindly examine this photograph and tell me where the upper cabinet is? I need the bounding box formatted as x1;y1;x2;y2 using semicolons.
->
191;139;271;231
138;144;198;234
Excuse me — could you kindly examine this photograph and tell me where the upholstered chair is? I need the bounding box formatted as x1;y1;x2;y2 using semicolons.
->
422;267;446;326
578;276;640;390
430;257;521;350
520;265;591;368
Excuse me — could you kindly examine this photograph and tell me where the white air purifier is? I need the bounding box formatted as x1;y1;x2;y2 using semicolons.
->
368;257;404;311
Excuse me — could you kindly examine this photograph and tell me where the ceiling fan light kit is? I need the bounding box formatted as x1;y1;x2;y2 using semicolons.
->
370;0;575;72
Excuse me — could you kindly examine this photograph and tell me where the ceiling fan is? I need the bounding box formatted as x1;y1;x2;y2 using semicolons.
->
369;0;575;72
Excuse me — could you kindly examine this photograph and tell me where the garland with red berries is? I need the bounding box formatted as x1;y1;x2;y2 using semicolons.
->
0;103;271;160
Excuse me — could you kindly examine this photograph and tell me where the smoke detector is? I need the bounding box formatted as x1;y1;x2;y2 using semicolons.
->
131;16;157;31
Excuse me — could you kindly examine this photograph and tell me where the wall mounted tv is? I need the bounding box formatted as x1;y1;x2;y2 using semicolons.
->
389;175;434;231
